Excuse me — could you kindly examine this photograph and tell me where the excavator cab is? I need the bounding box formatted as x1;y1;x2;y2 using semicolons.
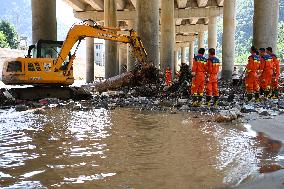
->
2;40;74;85
27;40;66;59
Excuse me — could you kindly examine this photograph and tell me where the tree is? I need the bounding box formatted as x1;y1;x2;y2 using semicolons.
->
0;19;19;49
277;21;284;63
0;31;9;48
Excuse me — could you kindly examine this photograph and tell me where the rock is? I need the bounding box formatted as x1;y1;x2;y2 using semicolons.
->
73;104;82;111
153;100;160;105
33;103;43;108
3;90;15;101
33;108;45;114
279;109;284;115
180;105;190;111
108;103;117;107
158;100;173;107
178;98;188;104
15;105;28;112
259;110;270;116
278;101;284;109
241;105;257;113
215;109;240;123
101;92;109;97
48;104;58;108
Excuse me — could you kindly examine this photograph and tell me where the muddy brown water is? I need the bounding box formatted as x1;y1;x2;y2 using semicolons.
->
0;107;282;189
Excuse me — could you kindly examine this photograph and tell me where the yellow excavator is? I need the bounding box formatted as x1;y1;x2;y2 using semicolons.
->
2;20;148;86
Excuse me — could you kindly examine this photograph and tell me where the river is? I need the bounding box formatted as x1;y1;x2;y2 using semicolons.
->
0;107;282;189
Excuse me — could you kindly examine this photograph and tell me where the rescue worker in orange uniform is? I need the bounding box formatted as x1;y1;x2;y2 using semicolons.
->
191;48;207;106
206;48;220;106
165;66;172;86
259;48;273;98
245;46;260;101
266;47;280;98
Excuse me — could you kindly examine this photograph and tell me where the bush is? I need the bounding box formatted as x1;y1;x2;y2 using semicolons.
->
0;19;19;49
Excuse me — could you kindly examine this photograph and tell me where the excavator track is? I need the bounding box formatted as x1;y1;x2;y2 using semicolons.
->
5;86;92;101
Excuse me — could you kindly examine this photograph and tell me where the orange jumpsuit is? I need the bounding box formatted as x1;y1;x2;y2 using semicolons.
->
270;54;280;90
206;56;220;97
245;54;260;94
165;68;172;86
259;54;273;91
191;54;207;95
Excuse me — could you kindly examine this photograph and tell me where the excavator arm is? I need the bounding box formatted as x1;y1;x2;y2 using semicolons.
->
54;20;148;75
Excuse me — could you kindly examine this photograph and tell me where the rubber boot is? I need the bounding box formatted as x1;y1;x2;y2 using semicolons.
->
206;96;212;106
197;94;203;106
271;89;279;99
254;93;260;102
213;96;219;106
264;90;270;98
247;93;253;102
192;93;198;107
259;88;264;96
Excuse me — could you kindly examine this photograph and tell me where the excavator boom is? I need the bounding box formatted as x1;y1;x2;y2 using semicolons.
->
2;20;148;86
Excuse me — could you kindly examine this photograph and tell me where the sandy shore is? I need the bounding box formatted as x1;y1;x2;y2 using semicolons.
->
236;114;284;189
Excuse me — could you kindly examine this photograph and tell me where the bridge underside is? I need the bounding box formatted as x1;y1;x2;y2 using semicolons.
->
31;0;279;81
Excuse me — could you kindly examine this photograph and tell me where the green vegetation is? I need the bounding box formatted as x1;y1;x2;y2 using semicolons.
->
234;0;284;65
277;21;284;62
0;20;19;49
0;31;9;48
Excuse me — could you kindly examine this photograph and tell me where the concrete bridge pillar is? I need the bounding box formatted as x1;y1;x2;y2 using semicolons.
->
119;45;127;74
198;32;204;49
208;16;217;49
160;0;175;72
86;21;94;83
181;47;186;64
253;0;279;51
127;20;136;71
104;0;118;79
222;0;236;80
32;0;57;43
189;41;194;69
137;0;159;67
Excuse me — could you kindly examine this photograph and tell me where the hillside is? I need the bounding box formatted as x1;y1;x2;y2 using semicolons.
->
0;0;70;44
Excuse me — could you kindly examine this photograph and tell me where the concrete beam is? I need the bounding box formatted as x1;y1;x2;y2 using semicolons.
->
216;0;224;6
176;35;196;42
83;0;103;10
177;0;188;8
74;7;223;21
175;6;222;18
130;0;137;8
64;0;86;11
176;18;183;25
197;0;209;7
175;24;208;33
117;0;126;10
189;18;199;25
204;18;209;24
175;42;192;50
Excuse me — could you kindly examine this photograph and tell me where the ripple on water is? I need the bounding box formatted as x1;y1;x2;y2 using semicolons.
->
0;107;282;189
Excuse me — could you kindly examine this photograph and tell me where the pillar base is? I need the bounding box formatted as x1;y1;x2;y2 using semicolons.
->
222;70;233;80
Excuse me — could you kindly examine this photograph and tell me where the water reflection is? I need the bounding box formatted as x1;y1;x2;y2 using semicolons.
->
0;107;282;189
